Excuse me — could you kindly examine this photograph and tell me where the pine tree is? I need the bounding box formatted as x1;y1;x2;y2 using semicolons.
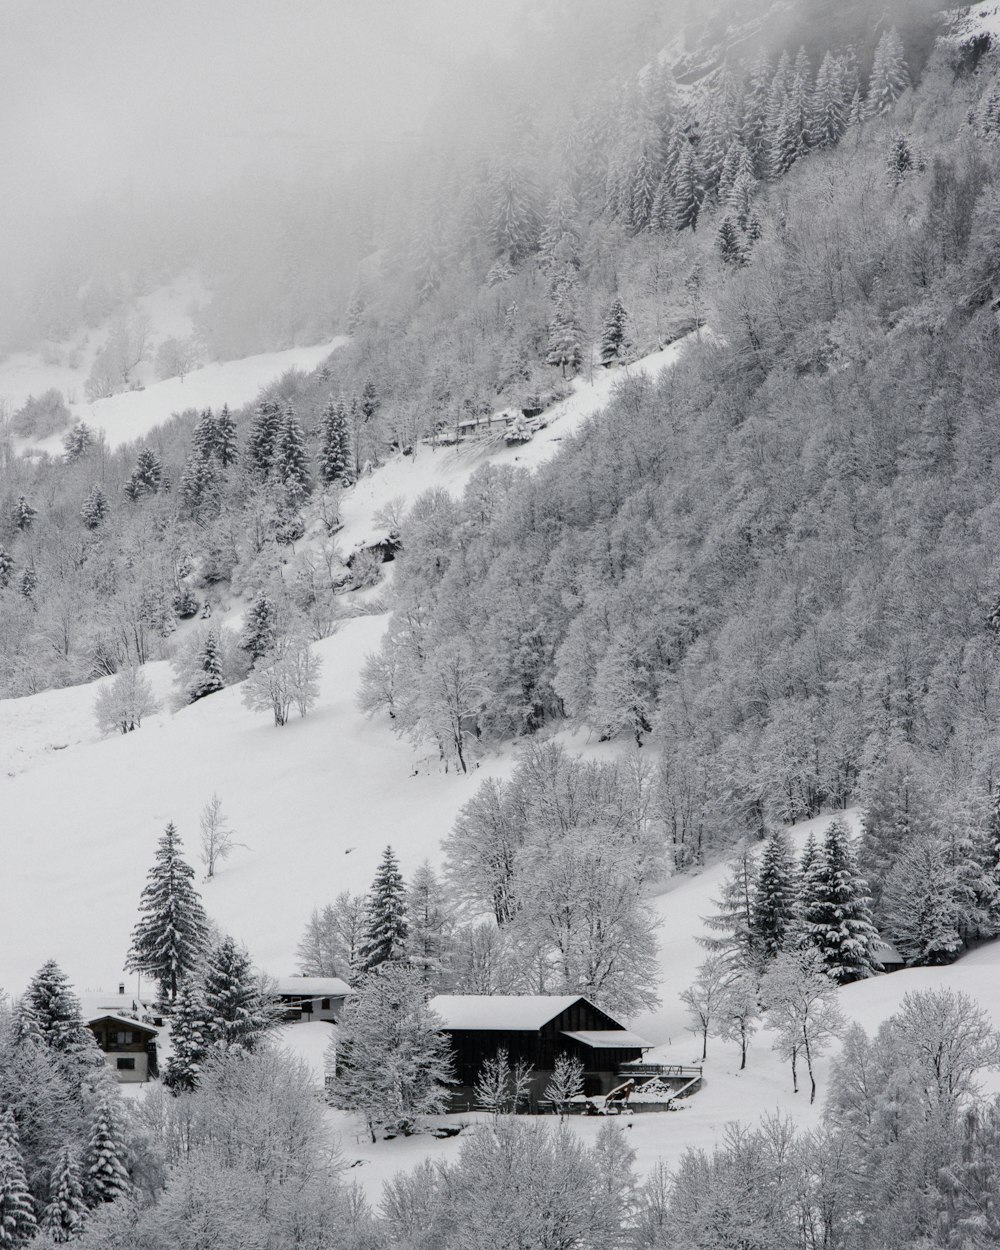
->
406;861;453;986
545;280;583;378
18;563;36;603
716;216;748;268
0;547;11;590
811;52;847;149
360;379;381;424
0;1109;37;1247
80;485;108;530
805;818;881;983
275;405;310;503
538;185;580;270
188;630;224;703
240;592;278;666
162;977;210;1093
202;936;273;1052
215;404;238;468
125;823;210;1003
83;1101;130;1205
869;28;910;117
318;398;350;485
648;172;675;233
672;143;703;231
62;421;94;462
359;846;409;972
751;829;798;960
626;141;659;233
179;453;220;517
131;448;162;496
191;409;218;461
246;399;282;482
599;297;630;366
881;837;962;966
12;496;36;533
700;843;757;968
490;162;541;264
41;1146;87;1243
20;960;93;1056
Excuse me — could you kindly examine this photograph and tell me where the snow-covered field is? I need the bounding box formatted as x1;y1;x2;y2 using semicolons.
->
3;323;999;1196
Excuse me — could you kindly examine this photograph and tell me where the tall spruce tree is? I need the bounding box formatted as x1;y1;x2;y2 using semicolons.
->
162;978;209;1093
188;630;224;703
275;405;310;504
869;28;910;116
0;547;12;590
406;861;454;987
80;485;109;531
700;843;757;968
19;959;90;1053
318;398;350;485
751;829;798;960
125;823;210;1003
880;837;962;966
83;1102;130;1205
41;1146;87;1243
599;297;630;366
202;936;273;1052
215;404;238;468
805;818;881;982
359;846;409;973
246;399;282;482
672;143;703;231
0;1110;37;1248
240;592;278;667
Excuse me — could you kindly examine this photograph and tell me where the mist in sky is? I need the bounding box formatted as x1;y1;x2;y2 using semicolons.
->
2;0;520;216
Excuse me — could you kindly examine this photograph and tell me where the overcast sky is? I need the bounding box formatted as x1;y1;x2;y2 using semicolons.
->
1;0;519;224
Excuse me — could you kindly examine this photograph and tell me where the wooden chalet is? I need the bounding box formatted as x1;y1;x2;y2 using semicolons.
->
277;976;351;1023
87;1013;159;1083
428;994;651;1108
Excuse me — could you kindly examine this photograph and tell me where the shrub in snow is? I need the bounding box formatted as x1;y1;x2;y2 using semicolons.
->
94;665;159;735
240;631;321;726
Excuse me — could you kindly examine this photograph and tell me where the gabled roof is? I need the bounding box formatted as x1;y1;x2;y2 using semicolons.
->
275;976;352;997
429;995;588;1031
87;1013;158;1036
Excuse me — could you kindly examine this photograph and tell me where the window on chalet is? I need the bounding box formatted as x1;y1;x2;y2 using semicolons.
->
116;1057;136;1071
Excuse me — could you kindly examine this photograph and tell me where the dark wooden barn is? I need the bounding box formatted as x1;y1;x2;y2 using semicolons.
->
428;994;650;1108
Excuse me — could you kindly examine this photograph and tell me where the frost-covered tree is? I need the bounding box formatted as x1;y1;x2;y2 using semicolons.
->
475;1047;535;1115
805;818;880;983
0;548;12;590
868;28;910;116
716;216;748;268
701;843;757;968
761;948;845;1102
41;1146;87;1242
62;421;94;462
125;823;210;1003
275;405;310;504
187;630;224;703
406;861;454;987
545;292;583;377
246;399;282;482
240;630;321;726
19;960;92;1056
317;397;351;485
673;143;703;231
489;163;540;265
94;666;159;735
327;964;453;1141
0;1110;37;1247
544;1053;585;1119
714;968;760;1070
296;892;365;979
359;846;409;973
12;496;36;533
811;52;848;148
680;955;728;1061
80;485;108;531
880;838;962;966
599;297;630;367
215;404;238;469
239;592;278;667
202;936;274;1053
82;1101;130;1205
162;977;209;1093
751;829;798;961
198;793;236;879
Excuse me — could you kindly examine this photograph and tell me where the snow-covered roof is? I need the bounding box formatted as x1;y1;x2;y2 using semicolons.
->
428;995;584;1031
873;940;905;966
561;1029;650;1049
87;1012;158;1035
275;976;351;997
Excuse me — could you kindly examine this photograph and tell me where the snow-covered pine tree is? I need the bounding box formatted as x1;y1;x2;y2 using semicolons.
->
599;297;630;367
83;1101;130;1205
246;399;282;482
215;404;238;468
13;496;36;533
626;140;659;233
187;630;224;703
41;1146;87;1243
359;846;409;973
275;404;310;504
490;162;541;265
880;837;961;966
202;935;273;1052
751;828;798;960
125;823;210;1003
869;28;910;117
191;409;218;461
0;547;11;590
80;485;108;530
406;861;454;987
62;420;94;462
716;216;747;268
805;818;881;983
239;592;278;667
162;977;209;1093
700;843;757;969
318;398;349;485
360;378;380;424
672;142;703;231
811;52;847;149
545;286;583;378
648;171;676;233
538;184;580;271
20;959;90;1053
0;1109;37;1247
131;448;162;496
18;563;36;603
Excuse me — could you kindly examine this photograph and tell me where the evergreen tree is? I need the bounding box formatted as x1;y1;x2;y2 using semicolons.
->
545;281;583;378
359;846;409;973
275;405;310;503
246;399;282;481
599;297;630;366
202;935;273;1052
538;184;580;271
869;28;910;116
130;449;162;496
626;141;659;233
360;378;381;424
125;823;210;1003
62;421;94;462
700;843;757;968
0;547;11;590
41;1146;87;1243
239;592;278;666
82;1101;130;1205
751;829;798;960
0;1109;37;1247
811;52;848;149
80;486;108;531
215;404;238;468
18;563;36;603
12;496;36;533
406;861;454;987
881;837;962;966
672;143;703;231
187;630;224;703
162;977;209;1093
191;409;218;461
179;453;220;517
648;172;675;233
716;216;748;268
805;818;881;983
490;162;541;264
318;398;350;485
20;959;92;1055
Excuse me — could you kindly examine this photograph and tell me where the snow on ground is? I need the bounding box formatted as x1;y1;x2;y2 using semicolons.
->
336;333;698;554
948;1;1000;42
